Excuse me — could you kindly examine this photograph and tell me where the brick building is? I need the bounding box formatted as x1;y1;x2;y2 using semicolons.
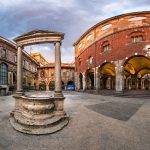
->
0;36;39;95
74;11;150;93
30;53;75;91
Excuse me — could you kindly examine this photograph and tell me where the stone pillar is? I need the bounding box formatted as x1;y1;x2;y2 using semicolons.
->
54;42;63;98
83;73;86;91
95;67;100;93
115;60;124;94
16;46;24;96
46;84;49;91
74;72;79;91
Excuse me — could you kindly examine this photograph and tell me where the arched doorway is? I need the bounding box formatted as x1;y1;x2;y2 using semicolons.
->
79;73;83;90
99;62;115;90
66;81;75;90
124;55;150;90
86;69;94;90
49;81;55;90
39;81;46;91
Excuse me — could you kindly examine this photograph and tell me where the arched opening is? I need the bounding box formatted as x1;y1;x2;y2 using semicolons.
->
66;81;75;90
86;69;94;90
99;62;115;90
39;81;46;91
124;55;150;90
49;81;55;90
62;81;65;90
79;73;83;90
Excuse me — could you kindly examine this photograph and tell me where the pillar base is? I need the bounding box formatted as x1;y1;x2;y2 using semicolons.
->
14;91;24;97
54;91;64;98
115;90;124;96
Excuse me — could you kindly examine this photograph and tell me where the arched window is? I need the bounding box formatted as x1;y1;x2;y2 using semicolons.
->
102;41;110;52
131;35;143;43
87;56;93;65
0;63;8;84
129;31;145;43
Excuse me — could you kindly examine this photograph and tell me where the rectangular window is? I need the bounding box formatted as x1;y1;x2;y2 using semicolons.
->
1;49;7;58
103;44;110;52
14;55;17;62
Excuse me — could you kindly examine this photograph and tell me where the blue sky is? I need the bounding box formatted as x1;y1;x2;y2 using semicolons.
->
0;0;150;63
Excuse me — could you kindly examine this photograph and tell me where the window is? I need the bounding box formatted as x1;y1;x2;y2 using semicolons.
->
66;72;69;77
23;60;25;66
1;49;7;58
102;41;110;53
0;63;8;84
40;70;45;78
103;44;110;52
131;35;143;43
87;56;93;65
14;55;17;62
51;72;54;76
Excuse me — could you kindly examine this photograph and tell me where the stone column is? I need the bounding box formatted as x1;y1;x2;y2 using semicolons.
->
115;60;124;94
54;42;63;98
115;66;124;94
83;73;86;91
16;46;24;96
95;67;100;93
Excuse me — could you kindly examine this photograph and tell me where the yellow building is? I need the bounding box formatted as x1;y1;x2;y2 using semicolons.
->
31;52;48;66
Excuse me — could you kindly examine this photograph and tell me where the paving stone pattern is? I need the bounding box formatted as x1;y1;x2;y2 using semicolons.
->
0;91;150;150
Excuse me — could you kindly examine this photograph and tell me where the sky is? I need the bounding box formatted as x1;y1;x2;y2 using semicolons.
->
0;0;150;63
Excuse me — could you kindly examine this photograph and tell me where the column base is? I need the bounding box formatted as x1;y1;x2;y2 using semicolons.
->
14;91;24;97
115;90;124;96
54;91;64;98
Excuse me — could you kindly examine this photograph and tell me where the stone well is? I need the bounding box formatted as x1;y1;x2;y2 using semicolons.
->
10;95;69;135
9;30;69;134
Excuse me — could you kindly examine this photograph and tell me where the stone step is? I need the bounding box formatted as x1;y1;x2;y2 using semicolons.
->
14;113;68;126
10;115;69;135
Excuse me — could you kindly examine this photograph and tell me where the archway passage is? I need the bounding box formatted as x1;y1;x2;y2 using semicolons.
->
86;69;94;90
39;81;46;91
99;62;115;90
66;81;75;90
124;56;150;90
79;73;83;90
49;81;55;90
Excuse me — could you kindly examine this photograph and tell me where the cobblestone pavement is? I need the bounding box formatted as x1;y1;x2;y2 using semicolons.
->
0;91;150;150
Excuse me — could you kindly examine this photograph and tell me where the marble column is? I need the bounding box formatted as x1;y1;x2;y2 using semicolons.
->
54;42;63;98
16;46;24;95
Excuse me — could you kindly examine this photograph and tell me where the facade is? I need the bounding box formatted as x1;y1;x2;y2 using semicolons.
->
37;63;75;91
74;11;150;93
0;36;39;95
31;52;48;66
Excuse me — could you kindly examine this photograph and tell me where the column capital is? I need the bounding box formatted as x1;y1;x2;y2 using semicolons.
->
17;45;24;49
54;41;62;46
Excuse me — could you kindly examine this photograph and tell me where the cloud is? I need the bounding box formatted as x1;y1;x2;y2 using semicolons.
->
0;0;150;63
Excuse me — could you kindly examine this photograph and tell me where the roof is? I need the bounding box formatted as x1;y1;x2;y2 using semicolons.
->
14;30;65;42
0;36;16;48
39;63;75;69
73;11;150;46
